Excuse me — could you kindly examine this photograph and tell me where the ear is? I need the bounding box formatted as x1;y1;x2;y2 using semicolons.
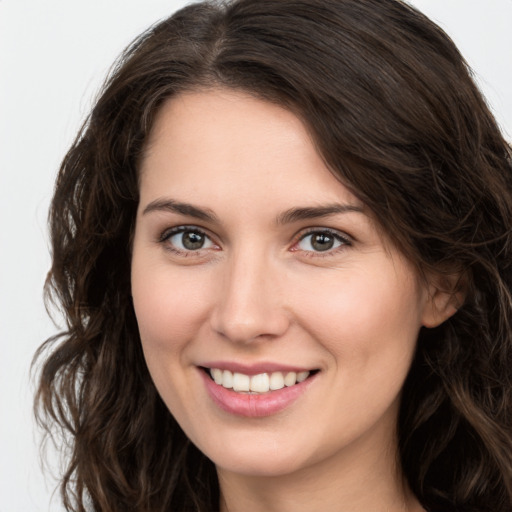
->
421;273;465;328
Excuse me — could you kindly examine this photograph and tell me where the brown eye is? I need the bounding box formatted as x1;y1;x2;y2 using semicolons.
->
296;230;350;253
310;233;335;251
164;227;215;252
181;231;206;250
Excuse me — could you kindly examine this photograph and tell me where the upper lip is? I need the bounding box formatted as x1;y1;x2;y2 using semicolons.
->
199;361;316;375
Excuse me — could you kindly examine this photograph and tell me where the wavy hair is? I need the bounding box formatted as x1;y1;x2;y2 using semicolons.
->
34;0;512;510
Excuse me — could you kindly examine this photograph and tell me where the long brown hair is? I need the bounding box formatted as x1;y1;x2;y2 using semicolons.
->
34;1;512;510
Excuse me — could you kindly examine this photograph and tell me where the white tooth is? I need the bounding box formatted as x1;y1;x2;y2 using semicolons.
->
222;370;233;389
233;372;250;392
284;372;297;387
296;371;310;383
269;372;285;390
211;368;223;385
250;373;270;393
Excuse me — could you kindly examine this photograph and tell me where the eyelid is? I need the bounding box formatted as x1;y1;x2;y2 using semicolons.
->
159;224;210;240
158;225;220;255
157;224;353;258
291;227;353;255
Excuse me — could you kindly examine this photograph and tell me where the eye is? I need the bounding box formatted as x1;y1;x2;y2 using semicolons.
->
161;226;216;253
294;229;351;253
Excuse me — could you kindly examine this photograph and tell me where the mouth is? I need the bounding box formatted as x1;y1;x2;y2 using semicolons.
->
201;367;320;394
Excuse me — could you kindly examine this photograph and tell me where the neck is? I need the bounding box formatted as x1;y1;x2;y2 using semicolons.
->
217;428;424;512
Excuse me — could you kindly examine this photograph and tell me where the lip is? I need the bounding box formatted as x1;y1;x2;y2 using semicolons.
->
199;367;318;418
200;360;313;376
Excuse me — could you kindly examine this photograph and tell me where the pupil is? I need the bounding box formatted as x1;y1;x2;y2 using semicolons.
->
183;231;204;250
312;233;334;251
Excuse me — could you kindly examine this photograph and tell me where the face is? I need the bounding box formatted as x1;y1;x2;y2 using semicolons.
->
131;89;437;479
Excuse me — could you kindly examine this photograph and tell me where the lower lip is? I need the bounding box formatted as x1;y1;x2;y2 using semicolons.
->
200;370;317;418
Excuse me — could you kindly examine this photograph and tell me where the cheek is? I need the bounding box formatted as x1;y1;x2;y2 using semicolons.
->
290;268;424;438
131;259;214;354
130;259;214;421
291;266;425;368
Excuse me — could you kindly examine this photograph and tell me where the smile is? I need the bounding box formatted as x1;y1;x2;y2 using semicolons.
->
208;368;312;393
200;366;319;417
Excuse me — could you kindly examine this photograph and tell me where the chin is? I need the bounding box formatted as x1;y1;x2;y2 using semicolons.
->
214;453;308;478
194;429;320;478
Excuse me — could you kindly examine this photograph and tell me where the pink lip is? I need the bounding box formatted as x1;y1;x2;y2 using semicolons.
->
200;360;313;376
199;368;318;418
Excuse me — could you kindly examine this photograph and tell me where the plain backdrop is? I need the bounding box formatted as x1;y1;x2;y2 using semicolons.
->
1;1;511;511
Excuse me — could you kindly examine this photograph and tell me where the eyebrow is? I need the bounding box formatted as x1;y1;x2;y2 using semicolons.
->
142;198;364;224
142;199;219;222
276;204;364;225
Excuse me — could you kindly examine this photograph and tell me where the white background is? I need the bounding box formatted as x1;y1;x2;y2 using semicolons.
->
1;1;511;510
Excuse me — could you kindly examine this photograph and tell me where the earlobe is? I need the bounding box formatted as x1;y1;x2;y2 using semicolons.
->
421;274;465;328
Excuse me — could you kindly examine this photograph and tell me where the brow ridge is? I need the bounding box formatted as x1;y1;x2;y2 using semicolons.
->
142;198;363;225
276;204;364;225
142;199;218;222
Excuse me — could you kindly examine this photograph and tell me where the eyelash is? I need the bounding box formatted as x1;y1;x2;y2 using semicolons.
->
158;226;353;257
292;228;352;257
159;225;218;257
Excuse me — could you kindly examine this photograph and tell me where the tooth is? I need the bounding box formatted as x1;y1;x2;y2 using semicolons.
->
269;372;285;390
222;370;233;389
296;371;310;383
250;373;270;392
211;368;223;385
284;372;297;387
233;372;250;392
214;368;310;391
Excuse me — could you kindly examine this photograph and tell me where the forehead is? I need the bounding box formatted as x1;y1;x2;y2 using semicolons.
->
139;88;362;210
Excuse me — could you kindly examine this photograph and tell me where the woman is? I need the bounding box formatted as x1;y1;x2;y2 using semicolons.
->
34;0;512;511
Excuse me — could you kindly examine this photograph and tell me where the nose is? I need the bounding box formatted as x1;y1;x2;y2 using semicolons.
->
209;249;291;344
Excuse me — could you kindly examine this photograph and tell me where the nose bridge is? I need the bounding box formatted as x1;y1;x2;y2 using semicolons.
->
211;244;289;343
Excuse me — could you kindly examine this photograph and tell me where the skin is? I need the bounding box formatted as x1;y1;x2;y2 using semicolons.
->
131;89;454;512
